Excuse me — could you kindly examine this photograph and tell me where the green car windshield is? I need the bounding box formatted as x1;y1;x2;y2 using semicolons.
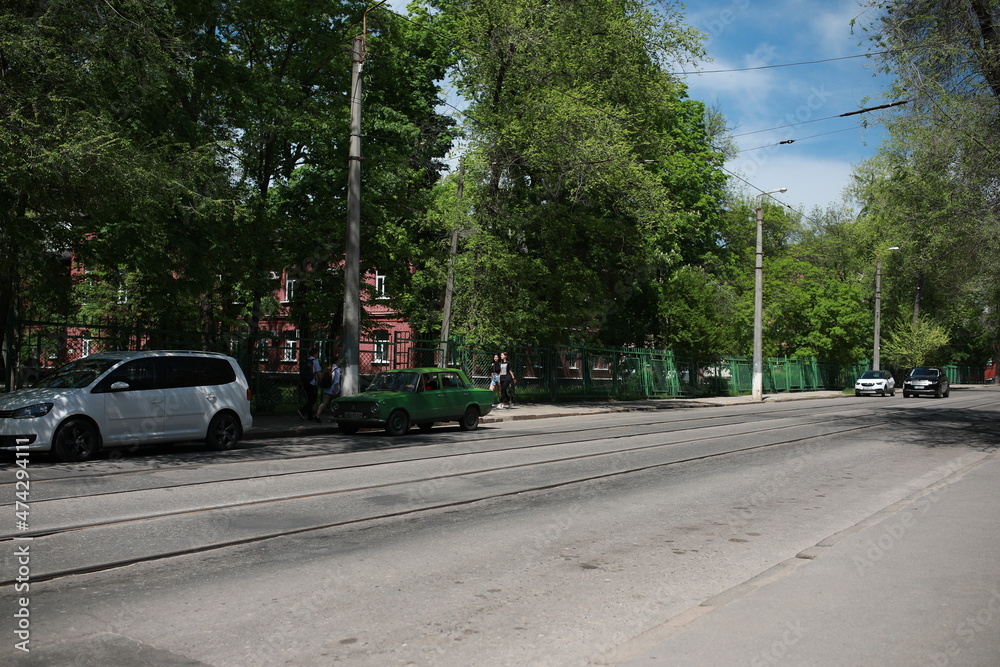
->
367;371;420;393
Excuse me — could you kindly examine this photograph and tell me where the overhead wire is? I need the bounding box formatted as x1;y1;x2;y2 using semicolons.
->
672;50;890;76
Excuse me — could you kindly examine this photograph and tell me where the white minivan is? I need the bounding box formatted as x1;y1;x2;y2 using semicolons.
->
0;350;253;461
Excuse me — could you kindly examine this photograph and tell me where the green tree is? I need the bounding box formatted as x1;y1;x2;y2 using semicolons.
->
1;0;239;379
852;0;1000;365
881;314;951;367
425;0;723;347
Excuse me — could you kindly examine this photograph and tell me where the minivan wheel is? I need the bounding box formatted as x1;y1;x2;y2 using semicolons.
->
53;418;101;462
206;412;241;450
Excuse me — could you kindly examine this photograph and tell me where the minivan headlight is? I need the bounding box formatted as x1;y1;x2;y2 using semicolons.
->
12;403;54;419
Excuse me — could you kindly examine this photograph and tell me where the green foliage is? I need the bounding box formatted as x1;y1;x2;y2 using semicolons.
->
428;0;726;347
1;0;455;358
881;314;951;368
4;0;997;377
850;0;1000;365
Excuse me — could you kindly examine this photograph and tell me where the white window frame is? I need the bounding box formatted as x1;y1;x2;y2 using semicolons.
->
373;331;390;364
283;339;297;363
283;278;297;304
374;273;387;299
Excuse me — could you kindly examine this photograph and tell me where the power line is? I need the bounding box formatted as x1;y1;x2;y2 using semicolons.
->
738;126;863;153
732;100;910;138
674;49;910;76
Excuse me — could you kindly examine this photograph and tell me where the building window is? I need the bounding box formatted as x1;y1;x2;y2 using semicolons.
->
81;337;92;357
374;273;387;299
284;279;297;304
258;331;276;361
283;339;297;363
374;330;390;364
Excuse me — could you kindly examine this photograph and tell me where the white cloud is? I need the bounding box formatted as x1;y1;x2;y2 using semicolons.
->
727;153;860;213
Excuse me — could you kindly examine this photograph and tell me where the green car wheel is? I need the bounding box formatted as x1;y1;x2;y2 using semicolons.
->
385;409;410;436
459;406;480;431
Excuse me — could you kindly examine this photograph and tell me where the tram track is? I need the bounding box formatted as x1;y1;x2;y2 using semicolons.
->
0;400;852;485
2;396;993;586
0;400;904;500
3;412;868;538
2;395;938;509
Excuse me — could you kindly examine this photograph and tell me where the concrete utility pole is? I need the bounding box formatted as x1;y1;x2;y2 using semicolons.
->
873;246;899;370
438;162;464;368
342;1;386;397
752;187;787;402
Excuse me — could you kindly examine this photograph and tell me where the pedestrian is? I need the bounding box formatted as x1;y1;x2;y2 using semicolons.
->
489;353;501;406
298;346;321;421
315;357;342;422
497;351;515;409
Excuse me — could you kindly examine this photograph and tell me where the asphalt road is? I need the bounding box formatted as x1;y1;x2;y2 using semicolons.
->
2;389;998;665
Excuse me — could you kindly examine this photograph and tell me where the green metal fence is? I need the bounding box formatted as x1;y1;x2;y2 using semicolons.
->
5;320;989;412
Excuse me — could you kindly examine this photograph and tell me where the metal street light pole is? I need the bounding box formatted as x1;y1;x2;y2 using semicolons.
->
752;187;787;402
873;246;900;370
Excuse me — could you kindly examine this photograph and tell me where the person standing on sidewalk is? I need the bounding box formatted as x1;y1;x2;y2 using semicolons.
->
497;351;515;409
298;347;321;421
315;357;342;422
489;353;501;406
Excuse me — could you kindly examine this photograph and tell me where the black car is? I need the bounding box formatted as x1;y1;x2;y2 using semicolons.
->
903;367;950;398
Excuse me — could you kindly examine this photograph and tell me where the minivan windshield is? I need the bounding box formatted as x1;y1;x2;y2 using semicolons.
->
32;357;124;389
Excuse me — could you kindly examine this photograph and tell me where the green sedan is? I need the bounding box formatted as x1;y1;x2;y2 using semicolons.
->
330;367;494;436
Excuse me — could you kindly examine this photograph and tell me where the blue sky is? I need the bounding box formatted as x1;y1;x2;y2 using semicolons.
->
386;0;893;212
678;0;893;212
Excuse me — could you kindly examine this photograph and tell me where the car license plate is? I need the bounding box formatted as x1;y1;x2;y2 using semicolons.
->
346;411;363;419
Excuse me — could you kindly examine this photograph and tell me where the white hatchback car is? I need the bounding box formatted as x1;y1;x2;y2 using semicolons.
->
0;350;253;461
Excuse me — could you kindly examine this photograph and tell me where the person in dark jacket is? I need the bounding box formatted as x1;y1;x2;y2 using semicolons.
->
497;351;515;409
298;347;321;421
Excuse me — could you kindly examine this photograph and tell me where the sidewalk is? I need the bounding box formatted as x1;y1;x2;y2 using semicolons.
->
244;389;850;440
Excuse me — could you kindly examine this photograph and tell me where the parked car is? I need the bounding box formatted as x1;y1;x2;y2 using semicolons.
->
330;367;493;436
0;350;253;462
903;367;950;398
854;369;895;397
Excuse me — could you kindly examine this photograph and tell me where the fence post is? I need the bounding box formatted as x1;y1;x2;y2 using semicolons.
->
4;311;16;391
